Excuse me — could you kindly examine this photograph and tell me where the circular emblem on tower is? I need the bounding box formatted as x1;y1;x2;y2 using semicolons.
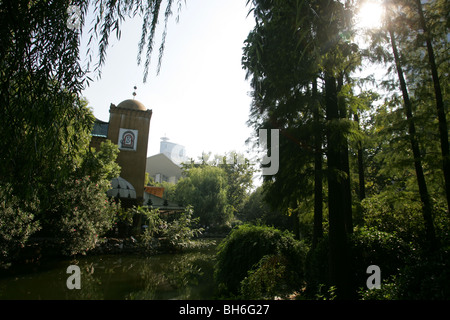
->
119;128;138;151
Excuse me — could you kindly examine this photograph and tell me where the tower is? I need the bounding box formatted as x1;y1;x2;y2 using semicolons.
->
107;99;152;202
159;136;187;165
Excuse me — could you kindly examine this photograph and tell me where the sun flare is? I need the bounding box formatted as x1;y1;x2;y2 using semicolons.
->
356;1;384;30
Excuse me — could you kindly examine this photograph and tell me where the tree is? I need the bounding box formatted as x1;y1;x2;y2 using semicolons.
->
0;0;184;258
243;0;325;242
363;0;443;250
217;152;255;215
312;79;324;249
0;0;184;197
386;16;437;249
175;166;233;227
243;0;362;299
79;140;121;183
1;1;89;199
241;186;290;230
415;0;450;215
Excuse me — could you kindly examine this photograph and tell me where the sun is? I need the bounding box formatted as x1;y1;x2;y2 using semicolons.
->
356;1;384;30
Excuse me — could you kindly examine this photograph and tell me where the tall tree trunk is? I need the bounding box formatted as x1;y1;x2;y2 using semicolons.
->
416;0;450;216
312;78;323;249
354;112;366;201
388;26;438;250
325;74;354;299
337;74;353;234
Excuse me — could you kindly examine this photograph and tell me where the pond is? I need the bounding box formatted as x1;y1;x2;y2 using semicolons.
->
0;239;220;300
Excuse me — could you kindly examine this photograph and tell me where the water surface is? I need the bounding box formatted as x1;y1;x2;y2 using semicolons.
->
0;239;219;300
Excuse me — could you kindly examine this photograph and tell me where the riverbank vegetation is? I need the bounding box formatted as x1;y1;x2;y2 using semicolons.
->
1;0;449;300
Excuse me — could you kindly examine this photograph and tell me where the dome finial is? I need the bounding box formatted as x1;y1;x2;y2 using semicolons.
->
132;86;137;99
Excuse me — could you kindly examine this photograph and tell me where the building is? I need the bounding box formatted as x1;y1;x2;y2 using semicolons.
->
90;99;152;205
145;136;186;184
159;136;188;165
143;186;184;214
146;153;182;184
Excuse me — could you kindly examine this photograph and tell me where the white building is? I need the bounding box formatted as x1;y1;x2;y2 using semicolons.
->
159;136;188;165
146;153;182;184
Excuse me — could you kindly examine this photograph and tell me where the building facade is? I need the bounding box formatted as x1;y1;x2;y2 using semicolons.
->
90;99;152;204
146;153;182;184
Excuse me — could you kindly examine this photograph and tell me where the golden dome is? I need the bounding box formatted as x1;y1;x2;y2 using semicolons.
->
116;99;147;111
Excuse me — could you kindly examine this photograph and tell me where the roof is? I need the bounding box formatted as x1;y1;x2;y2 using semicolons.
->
107;177;136;199
91;118;109;137
146;153;182;179
143;192;185;212
117;99;147;111
144;186;165;198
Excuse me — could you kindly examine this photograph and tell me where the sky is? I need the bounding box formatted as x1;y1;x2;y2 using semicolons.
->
80;0;257;161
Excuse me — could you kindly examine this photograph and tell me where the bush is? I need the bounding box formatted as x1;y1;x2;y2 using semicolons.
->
359;276;400;300
0;185;40;265
158;206;203;251
360;195;425;244
351;226;416;290
396;248;450;300
44;176;118;256
137;205;203;252
358;248;450;300
240;254;291;299
214;224;307;297
305;227;416;299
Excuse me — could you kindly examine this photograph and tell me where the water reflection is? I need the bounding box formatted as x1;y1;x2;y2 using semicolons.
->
0;240;218;300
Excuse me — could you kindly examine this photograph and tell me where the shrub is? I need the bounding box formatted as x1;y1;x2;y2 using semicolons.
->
305;227;415;299
351;226;416;290
240;254;291;299
396;248;450;300
214;224;307;297
44;176;118;256
158;206;204;251
360;195;425;244
359;249;450;300
359;276;400;300
0;185;40;265
137;205;203;252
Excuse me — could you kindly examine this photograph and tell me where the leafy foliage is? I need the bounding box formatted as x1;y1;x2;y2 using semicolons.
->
242;0;450;299
240;254;290;300
133;206;203;252
396;249;450;300
157;206;204;251
305;227;416;299
83;0;185;82
77;140;121;183
350;227;416;290
175;166;233;227
0;185;40;265
43;176;119;256
241;186;290;230
214;224;307;297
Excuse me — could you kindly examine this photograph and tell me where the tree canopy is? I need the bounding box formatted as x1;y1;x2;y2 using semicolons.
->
242;0;449;299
